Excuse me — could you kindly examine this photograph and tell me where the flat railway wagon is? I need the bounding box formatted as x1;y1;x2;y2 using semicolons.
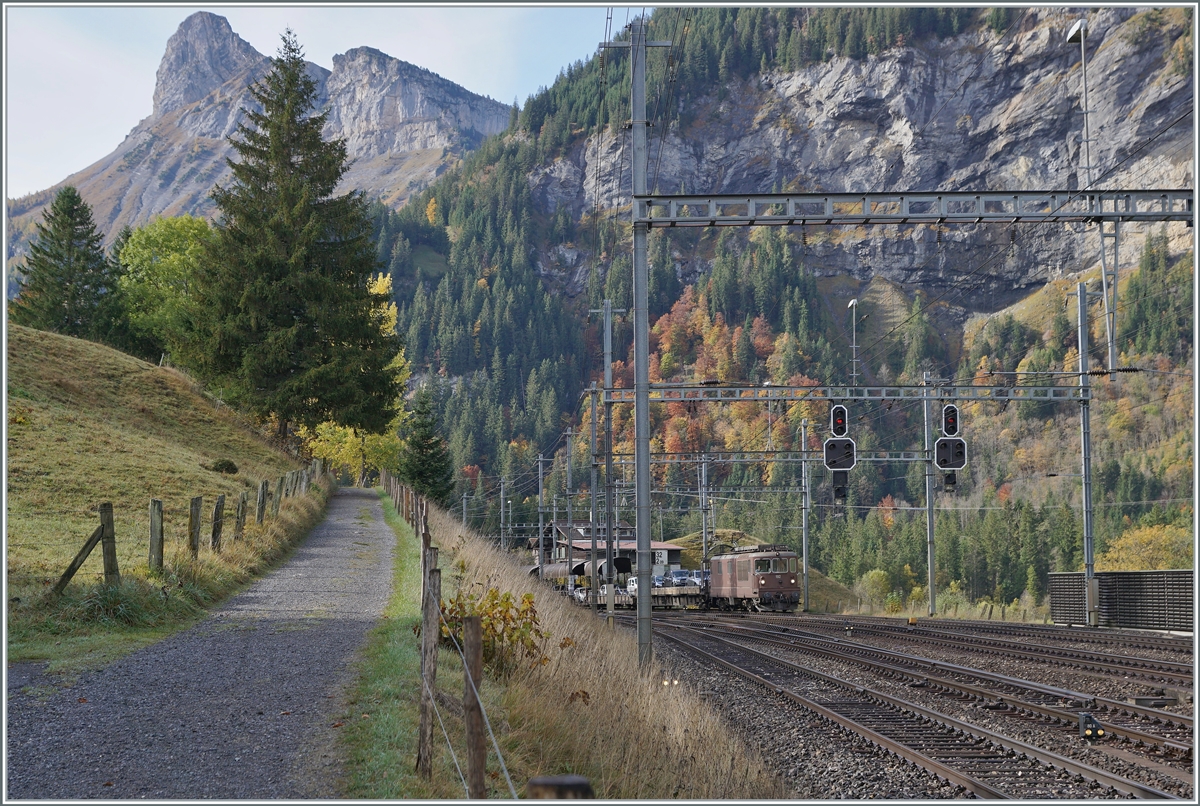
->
708;544;800;612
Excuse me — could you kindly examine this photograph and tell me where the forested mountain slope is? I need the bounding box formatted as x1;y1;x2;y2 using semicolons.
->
379;7;1192;601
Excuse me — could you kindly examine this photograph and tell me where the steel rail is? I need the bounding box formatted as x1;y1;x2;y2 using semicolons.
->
661;622;1180;799
653;628;1009;799
792;615;1195;656
694;616;1193;757
821;620;1195;687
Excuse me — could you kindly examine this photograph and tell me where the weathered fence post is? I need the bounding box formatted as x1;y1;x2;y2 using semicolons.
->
99;502;119;585
256;479;269;524
416;557;441;779
272;477;284;518
211;494;225;552
149;498;164;572
464;615;486;798
188;496;203;558
234;492;247;540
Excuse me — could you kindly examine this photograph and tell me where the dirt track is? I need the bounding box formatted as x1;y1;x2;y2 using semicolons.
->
6;486;395;799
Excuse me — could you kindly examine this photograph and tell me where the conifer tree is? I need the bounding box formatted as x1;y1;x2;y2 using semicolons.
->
398;385;454;506
10;186;119;339
192;30;402;436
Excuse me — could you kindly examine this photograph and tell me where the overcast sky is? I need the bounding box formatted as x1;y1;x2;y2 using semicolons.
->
4;4;637;200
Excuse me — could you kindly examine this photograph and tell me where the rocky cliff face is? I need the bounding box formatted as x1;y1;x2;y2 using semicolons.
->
532;7;1193;313
7;11;511;258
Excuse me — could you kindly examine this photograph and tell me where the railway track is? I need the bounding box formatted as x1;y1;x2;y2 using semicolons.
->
655;620;1181;799
784;615;1194;656
686;615;1193;761
750;613;1195;690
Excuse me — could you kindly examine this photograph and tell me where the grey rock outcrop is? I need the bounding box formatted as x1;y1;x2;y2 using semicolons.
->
7;11;510;257
536;7;1193;311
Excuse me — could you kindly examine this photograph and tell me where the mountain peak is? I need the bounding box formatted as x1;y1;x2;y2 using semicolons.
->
152;12;267;118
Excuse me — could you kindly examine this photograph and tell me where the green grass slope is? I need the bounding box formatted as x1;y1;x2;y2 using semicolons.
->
6;324;322;671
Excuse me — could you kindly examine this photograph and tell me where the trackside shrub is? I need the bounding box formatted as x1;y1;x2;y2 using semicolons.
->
439;585;552;678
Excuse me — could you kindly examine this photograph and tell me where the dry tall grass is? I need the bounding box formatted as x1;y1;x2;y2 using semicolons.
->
425;505;787;800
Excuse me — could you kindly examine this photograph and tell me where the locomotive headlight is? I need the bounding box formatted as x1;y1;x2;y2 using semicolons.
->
759;577;765;585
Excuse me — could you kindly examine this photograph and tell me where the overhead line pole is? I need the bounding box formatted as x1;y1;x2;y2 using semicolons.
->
538;454;545;579
801;418;810;612
590;385;599;612
1076;281;1099;626
604;19;669;667
591;299;623;628
923;372;937;617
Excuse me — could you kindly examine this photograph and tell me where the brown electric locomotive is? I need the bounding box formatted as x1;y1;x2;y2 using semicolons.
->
707;544;800;612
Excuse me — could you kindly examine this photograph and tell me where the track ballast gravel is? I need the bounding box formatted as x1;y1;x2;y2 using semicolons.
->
6;487;395;800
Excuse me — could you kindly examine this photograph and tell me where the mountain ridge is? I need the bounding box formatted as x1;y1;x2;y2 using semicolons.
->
6;10;511;278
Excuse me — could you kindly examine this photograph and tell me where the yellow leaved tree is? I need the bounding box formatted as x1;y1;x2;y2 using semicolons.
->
1096;524;1194;571
301;273;411;485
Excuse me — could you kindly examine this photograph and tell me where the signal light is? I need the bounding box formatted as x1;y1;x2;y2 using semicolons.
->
824;438;856;470
830;404;848;437
934;437;967;470
942;404;959;436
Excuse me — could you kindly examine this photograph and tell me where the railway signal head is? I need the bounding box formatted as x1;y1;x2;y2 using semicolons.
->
832;470;849;504
1079;713;1104;740
943;471;957;491
934;437;967;470
830;404;848;437
823;438;856;470
942;404;960;436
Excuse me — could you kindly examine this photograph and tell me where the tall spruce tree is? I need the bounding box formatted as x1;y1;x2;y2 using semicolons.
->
398;385;454;507
192;30;402;436
10;186;120;339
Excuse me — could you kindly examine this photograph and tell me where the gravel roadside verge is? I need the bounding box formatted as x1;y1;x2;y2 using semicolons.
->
6;486;396;800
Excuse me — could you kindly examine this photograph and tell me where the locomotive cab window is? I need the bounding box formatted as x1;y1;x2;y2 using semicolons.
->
754;559;771;573
788;557;798;573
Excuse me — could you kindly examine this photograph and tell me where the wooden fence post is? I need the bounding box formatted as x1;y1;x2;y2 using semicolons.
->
272;477;284;518
188;496;202;558
149;498;164;572
211;494;225;552
256;480;269;524
234;492;247;540
464;615;486;798
416;563;441;779
99;502;119;586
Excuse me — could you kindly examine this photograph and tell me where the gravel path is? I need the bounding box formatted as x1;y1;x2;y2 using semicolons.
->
6;487;395;800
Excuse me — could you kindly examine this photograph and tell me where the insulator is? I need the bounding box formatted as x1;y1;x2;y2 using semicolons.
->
936;227;942;245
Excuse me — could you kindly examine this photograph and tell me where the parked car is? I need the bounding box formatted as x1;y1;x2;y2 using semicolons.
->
572;587;589;603
652;575;665;588
627;577;638;595
669;569;691;587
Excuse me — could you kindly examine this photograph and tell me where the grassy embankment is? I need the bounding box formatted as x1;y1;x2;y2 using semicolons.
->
340;495;788;800
6;324;330;675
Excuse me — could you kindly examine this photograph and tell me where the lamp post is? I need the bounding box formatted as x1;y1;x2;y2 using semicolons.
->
848;299;859;387
1066;19;1092;188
